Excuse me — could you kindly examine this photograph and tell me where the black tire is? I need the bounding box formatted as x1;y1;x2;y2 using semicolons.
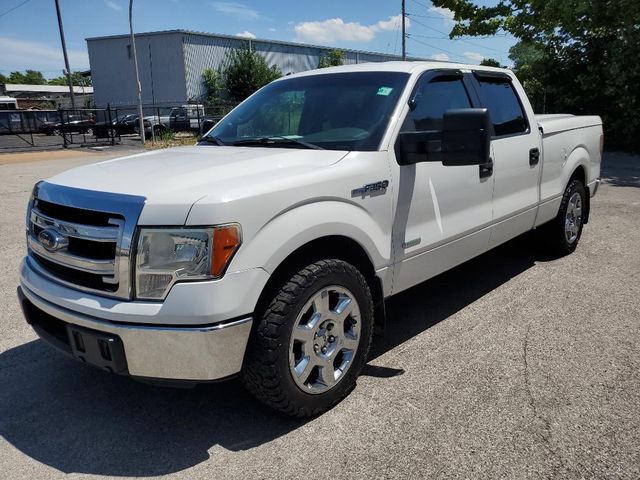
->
543;179;586;255
242;259;374;417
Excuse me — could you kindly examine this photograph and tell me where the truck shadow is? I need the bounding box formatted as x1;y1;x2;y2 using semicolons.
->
0;233;549;477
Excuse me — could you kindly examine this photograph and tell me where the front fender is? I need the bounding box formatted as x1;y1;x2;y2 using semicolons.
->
230;200;390;275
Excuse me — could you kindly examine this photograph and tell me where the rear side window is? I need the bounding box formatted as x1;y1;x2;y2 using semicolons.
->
475;77;527;136
401;76;472;132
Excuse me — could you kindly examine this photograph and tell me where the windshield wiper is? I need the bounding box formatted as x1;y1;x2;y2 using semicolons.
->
200;135;226;146
232;136;324;150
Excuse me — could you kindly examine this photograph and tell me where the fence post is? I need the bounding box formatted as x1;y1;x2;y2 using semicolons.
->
107;105;115;146
60;108;68;148
196;104;202;136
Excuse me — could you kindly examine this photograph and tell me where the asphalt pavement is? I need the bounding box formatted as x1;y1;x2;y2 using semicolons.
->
0;149;638;479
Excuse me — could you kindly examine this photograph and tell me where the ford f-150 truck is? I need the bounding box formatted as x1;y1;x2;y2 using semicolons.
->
18;62;602;417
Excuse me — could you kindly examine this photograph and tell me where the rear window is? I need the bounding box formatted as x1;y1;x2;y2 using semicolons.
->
475;77;527;136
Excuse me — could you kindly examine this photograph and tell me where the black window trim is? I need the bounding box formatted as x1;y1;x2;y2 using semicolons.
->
469;71;531;140
393;69;482;165
400;68;481;129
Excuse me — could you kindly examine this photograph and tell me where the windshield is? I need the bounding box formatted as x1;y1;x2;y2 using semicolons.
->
203;71;409;151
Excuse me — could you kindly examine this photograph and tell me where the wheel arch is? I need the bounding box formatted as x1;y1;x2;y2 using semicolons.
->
252;235;387;335
564;148;590;224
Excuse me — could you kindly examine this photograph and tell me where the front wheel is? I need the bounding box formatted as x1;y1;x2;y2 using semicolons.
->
544;179;586;255
242;259;374;417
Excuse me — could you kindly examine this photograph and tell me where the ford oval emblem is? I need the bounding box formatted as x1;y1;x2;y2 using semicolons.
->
38;228;69;252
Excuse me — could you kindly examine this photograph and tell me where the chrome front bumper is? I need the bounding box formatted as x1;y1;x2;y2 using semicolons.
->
18;284;252;382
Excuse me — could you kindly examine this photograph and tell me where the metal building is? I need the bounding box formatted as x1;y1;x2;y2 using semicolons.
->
86;30;425;107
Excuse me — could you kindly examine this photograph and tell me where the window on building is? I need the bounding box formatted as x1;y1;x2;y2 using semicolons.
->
126;44;132;60
401;75;472;132
475;77;527;136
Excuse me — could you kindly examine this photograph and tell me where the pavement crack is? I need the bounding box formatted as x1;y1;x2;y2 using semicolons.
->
523;323;567;477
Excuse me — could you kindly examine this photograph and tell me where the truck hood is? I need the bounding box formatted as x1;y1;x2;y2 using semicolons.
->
46;146;348;225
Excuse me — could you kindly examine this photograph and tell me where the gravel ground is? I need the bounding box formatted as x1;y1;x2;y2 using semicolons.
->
0;150;638;479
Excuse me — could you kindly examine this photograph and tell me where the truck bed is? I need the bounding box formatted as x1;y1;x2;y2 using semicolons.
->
534;114;603;227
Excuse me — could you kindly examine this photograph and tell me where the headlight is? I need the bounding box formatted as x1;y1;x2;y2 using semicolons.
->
135;225;241;300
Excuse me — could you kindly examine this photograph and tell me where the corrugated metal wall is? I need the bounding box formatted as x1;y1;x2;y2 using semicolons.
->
182;33;413;102
88;32;187;107
89;30;422;107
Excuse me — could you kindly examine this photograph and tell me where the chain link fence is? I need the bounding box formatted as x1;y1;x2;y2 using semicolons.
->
0;101;238;151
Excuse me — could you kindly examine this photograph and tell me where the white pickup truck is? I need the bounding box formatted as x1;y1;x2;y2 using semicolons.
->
18;62;602;416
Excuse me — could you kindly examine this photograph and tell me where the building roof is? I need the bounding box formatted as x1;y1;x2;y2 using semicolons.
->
86;29;427;61
3;84;94;95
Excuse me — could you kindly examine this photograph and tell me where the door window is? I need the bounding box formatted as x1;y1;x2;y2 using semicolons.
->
475;77;527;136
402;75;472;132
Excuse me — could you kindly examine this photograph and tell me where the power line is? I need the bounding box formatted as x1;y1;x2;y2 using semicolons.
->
0;0;32;19
409;15;508;55
407;35;467;61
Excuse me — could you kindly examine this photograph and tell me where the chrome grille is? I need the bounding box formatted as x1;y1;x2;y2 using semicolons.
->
26;182;145;299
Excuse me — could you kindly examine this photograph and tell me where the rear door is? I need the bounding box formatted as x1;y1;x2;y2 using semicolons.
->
390;70;495;294
470;71;542;247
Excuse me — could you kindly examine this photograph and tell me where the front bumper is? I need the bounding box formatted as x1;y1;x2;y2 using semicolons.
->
18;284;253;382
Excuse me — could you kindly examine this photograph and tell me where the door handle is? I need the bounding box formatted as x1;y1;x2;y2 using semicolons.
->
479;158;493;179
529;148;540;166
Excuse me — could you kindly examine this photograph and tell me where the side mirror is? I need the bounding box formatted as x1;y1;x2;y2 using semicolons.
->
396;108;492;166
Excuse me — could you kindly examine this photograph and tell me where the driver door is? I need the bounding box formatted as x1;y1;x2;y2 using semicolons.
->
391;71;495;294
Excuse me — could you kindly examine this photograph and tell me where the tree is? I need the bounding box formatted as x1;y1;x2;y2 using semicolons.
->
48;72;92;87
479;58;501;67
223;47;282;101
202;68;224;104
7;70;47;84
431;0;640;151
0;73;6;85
318;49;345;68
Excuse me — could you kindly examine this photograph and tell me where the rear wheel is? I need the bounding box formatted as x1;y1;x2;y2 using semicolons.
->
544;179;586;255
242;259;374;417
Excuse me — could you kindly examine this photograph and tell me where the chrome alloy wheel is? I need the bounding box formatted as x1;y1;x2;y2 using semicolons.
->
564;192;583;244
289;285;361;394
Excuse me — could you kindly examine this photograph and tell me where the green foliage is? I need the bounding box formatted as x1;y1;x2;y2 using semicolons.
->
159;129;175;141
318;49;345;68
6;70;47;85
2;70;90;86
431;0;640;151
202;68;224;103
223;47;282;101
48;72;92;87
479;58;501;67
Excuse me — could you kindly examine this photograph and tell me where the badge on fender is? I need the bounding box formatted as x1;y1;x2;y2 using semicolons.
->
351;180;389;198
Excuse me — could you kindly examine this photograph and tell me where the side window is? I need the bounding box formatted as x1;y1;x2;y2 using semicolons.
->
475;77;527;136
401;75;472;132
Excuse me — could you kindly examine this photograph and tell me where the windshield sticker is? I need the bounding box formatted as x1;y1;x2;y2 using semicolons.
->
377;87;394;96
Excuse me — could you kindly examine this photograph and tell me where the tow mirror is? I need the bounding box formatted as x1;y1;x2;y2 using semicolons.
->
396;108;492;166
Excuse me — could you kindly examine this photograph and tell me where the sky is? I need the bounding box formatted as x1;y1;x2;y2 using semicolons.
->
0;0;517;79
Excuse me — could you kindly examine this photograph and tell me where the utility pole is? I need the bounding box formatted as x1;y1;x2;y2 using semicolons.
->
401;0;406;61
54;0;76;110
129;0;146;144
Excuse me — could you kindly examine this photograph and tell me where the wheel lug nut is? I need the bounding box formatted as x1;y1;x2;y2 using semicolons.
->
328;335;335;343
314;344;319;353
321;346;327;354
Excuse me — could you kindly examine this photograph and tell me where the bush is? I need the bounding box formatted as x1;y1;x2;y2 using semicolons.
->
223;47;281;101
203;68;224;104
318;49;345;68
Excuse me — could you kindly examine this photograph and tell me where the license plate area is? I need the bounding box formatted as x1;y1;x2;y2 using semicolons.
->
67;324;128;374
